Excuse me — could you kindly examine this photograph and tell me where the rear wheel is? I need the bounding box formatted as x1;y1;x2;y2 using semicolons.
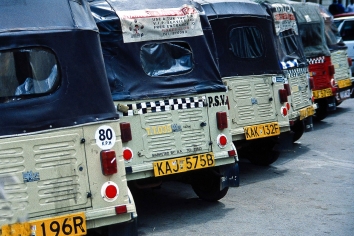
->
291;120;305;142
191;169;228;202
314;100;327;121
243;137;279;166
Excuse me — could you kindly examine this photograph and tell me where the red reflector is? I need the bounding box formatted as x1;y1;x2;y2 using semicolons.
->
115;205;128;215
348;58;352;67
217;134;228;148
216;111;228;130
123;148;133;161
284;83;291;95
120;122;132;143
219;135;227;146
289;120;295;126
328;65;335;76
309;77;314;90
279;89;288;103
228;149;236;157
105;185;118;199
100;150;117;176
286;102;291;111
281;107;288;117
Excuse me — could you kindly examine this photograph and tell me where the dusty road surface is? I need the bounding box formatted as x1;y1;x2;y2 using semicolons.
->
133;99;354;236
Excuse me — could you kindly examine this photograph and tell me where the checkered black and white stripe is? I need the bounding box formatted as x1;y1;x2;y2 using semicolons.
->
284;67;308;78
281;59;299;69
121;96;206;116
307;56;325;64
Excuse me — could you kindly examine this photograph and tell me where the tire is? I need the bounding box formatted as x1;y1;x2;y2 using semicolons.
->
314;100;327;121
291;120;305;142
191;169;228;202
245;137;279;166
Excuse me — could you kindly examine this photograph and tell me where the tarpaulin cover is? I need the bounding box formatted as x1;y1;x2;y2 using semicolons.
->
0;0;118;136
194;0;283;76
289;2;330;57
257;1;308;69
88;0;225;101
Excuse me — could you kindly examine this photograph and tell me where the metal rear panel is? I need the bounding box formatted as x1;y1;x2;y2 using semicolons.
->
227;76;277;126
331;50;351;82
286;68;312;111
0;128;91;225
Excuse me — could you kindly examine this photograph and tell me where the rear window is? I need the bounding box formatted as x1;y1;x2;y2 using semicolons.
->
0;48;59;103
229;26;264;59
140;42;193;77
341;20;354;41
279;29;299;56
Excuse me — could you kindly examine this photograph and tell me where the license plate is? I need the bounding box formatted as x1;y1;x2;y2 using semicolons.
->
243;122;280;140
299;106;315;120
339;89;351;99
153;152;215;177
2;212;87;236
313;88;333;99
337;79;352;89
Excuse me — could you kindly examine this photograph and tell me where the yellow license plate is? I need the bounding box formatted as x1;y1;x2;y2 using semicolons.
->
337;79;352;89
243;122;280;140
153;152;215;177
299;106;315;120
313;88;333;99
2;212;87;236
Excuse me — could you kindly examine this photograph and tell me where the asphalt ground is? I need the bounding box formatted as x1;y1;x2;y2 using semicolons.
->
133;98;354;236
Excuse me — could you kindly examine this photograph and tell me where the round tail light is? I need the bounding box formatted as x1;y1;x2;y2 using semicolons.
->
217;134;228;148
330;78;336;87
281;106;288;117
101;181;119;202
123;147;133;162
286;102;291;111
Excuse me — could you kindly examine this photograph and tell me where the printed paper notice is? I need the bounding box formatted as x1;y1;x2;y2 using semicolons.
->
117;5;203;43
271;4;298;36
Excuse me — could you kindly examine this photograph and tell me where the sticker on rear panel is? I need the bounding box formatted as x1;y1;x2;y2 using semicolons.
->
95;125;116;150
117;4;203;43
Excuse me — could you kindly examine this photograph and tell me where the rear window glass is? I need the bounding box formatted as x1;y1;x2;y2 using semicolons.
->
341;20;354;41
229;26;264;58
0;48;59;103
140;42;193;77
279;29;299;56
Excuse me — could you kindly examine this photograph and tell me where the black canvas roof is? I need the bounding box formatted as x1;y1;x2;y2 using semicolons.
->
0;0;118;136
89;0;226;101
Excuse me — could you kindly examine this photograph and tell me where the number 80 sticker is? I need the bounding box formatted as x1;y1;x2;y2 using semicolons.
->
95;125;116;150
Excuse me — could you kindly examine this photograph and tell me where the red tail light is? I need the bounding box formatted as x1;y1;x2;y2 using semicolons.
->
328;65;335;76
216;111;228;130
279;89;288;103
330;78;336;87
309;77;314;90
228;149;236;157
348;58;352;67
120;122;132;142
284;83;291;95
123;147;133;162
100;150;117;176
115;205;128;214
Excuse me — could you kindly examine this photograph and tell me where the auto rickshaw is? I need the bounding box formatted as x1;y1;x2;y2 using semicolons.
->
0;1;137;235
89;0;239;201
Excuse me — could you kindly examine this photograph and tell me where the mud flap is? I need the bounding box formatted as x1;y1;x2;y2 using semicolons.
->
220;162;239;189
326;96;336;112
304;116;314;132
